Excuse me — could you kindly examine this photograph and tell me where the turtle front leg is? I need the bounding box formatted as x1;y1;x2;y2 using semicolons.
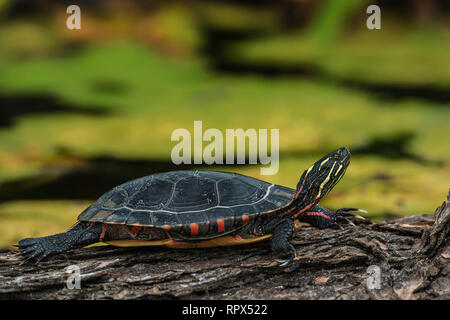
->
17;222;102;263
265;219;296;266
298;205;367;229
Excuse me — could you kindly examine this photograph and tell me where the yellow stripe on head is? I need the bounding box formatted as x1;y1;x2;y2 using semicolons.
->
305;164;314;176
335;164;343;177
316;162;336;198
319;158;329;170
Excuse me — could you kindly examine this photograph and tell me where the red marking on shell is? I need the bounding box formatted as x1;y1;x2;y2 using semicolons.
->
235;235;243;241
190;223;199;235
242;215;249;224
217;219;225;233
100;224;107;241
306;212;331;219
162;225;171;231
130;225;141;237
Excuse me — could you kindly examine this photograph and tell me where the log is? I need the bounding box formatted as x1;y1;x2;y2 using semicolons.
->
0;192;448;300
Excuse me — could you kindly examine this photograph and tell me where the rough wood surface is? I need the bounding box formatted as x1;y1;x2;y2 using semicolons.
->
0;192;448;300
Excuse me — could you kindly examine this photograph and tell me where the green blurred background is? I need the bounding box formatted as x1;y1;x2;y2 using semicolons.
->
0;0;449;248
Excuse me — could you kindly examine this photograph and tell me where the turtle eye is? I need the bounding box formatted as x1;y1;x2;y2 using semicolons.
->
333;153;340;159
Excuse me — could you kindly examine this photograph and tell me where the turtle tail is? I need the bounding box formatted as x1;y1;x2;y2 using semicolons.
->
16;222;102;263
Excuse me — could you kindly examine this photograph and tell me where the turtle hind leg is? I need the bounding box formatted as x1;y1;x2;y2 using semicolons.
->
17;222;102;263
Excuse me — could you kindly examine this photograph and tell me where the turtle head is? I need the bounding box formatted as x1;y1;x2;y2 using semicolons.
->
293;147;350;211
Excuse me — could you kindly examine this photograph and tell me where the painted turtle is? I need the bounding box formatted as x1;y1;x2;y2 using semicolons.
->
17;147;364;265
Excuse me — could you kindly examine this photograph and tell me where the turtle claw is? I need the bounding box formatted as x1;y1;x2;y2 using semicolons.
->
19;246;36;256
336;208;367;219
335;208;367;226
20;253;39;265
17;237;53;263
277;258;291;267
276;245;296;266
339;217;356;227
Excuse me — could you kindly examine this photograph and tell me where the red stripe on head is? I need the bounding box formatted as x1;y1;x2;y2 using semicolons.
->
242;215;249;224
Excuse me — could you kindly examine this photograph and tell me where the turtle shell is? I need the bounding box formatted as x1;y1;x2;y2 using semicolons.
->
78;170;295;238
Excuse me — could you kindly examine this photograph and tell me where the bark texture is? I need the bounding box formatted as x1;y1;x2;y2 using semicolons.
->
0;192;448;300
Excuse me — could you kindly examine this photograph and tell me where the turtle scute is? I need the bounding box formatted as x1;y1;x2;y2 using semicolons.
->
127;178;173;209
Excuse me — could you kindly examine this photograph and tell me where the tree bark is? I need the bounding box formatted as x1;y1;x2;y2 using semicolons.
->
0;192;448;300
